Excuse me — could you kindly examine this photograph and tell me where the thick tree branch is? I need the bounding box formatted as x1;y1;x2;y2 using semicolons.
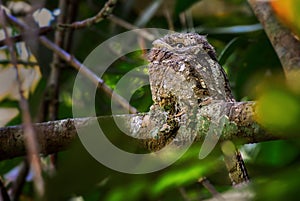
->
248;0;300;79
0;101;280;161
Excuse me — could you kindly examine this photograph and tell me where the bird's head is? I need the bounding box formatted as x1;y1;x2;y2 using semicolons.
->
152;33;217;61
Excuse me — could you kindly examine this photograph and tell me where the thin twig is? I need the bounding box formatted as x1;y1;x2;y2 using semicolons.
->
163;8;174;31
198;177;225;201
39;36;138;114
46;0;78;172
0;60;38;66
179;12;188;32
134;0;162;27
109;14;139;30
108;15;155;41
58;0;118;29
62;0;78;51
9;160;30;201
178;187;191;201
4;11;138;114
48;0;68;122
0;6;44;197
46;0;69;173
0;26;53;47
184;10;195;33
0;176;10;201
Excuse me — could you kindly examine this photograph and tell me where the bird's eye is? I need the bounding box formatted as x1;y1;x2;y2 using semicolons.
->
175;43;184;48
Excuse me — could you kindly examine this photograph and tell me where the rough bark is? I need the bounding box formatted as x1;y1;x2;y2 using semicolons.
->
248;0;300;81
0;101;280;161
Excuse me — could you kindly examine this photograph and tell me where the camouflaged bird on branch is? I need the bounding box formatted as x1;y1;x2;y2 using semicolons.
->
146;33;249;185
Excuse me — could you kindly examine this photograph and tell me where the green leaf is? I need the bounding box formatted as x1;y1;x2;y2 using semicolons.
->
218;37;248;65
152;160;217;195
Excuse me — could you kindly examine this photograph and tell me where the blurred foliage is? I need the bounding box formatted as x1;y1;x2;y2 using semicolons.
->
174;0;201;15
270;0;300;37
255;78;300;135
0;0;300;201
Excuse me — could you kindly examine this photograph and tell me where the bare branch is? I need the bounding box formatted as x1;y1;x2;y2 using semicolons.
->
0;26;53;47
39;36;138;114
198;177;225;201
58;0;118;29
0;101;281;161
4;11;138;114
46;0;70;122
42;0;78;171
0;176;10;201
0;5;44;197
178;187;192;201
108;15;155;41
0;60;38;66
9;160;30;201
248;0;300;80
